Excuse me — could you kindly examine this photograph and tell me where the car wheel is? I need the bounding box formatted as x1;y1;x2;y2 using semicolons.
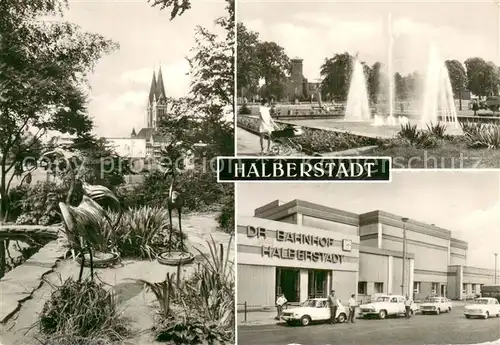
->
484;312;489;319
300;315;311;326
448;307;452;312
465;315;471;319
436;308;440;315
379;310;387;319
337;313;346;323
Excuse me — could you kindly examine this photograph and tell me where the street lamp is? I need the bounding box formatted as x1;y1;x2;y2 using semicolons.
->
401;217;409;296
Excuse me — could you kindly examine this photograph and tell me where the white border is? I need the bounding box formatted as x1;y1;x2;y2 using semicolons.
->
217;156;393;183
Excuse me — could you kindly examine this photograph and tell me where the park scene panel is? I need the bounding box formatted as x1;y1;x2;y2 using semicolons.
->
237;0;500;168
0;1;235;345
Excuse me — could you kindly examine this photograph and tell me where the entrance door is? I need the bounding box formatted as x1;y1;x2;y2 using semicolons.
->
441;284;445;297
276;268;300;303
308;270;328;298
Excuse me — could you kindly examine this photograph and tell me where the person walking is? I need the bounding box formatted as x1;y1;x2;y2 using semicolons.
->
328;289;339;324
258;98;274;155
472;100;479;116
275;293;287;320
405;295;412;319
348;294;357;323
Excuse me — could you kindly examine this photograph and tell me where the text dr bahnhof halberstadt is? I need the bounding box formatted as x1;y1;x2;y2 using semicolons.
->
231;159;379;179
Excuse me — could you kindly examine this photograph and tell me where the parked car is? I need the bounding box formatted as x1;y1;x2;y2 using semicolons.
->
420;297;452;315
464;297;500;319
359;295;419;319
281;298;349;326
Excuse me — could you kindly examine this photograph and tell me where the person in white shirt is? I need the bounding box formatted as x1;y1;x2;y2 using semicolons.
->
348;294;357;323
258;98;274;154
275;293;287;320
405;295;412;318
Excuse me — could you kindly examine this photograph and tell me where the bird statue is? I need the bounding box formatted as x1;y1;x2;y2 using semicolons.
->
40;148;122;281
165;167;186;252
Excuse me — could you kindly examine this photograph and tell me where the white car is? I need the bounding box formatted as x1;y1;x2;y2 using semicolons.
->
281;298;349;326
464;297;500;319
359;295;419;319
420;297;452;315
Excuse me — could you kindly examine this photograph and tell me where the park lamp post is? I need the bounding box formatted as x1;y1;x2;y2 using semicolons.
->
401;217;409;296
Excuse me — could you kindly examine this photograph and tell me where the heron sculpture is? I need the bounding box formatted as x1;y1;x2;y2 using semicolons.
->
41;149;122;282
165;166;186;252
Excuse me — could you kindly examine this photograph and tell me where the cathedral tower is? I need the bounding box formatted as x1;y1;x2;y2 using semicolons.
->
146;67;168;128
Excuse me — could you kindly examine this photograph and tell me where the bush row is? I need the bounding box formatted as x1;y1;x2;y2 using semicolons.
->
237;115;377;153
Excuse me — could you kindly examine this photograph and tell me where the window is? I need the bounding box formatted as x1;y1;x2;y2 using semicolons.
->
358;282;367;295
431;282;439;293
414;282;421;294
390;297;398;303
374;282;384;294
462;283;467;293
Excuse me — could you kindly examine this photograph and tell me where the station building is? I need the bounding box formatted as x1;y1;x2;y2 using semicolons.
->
237;199;499;308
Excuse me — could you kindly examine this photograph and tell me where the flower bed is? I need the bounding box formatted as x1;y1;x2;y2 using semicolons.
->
237;115;378;153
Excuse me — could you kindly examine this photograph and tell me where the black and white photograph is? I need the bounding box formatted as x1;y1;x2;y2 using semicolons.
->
236;172;500;345
0;0;234;344
236;0;500;168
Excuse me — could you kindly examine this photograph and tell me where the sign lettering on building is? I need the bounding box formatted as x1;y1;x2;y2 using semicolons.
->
246;226;347;264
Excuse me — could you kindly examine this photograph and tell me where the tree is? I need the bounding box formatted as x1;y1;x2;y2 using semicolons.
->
394;72;407;101
464;57;500;97
445;60;468;110
320;52;353;102
0;0;118;219
368;62;382;104
256;41;291;101
237;23;261;99
149;0;234;158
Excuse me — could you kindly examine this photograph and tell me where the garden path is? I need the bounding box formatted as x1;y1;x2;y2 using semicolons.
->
0;213;233;345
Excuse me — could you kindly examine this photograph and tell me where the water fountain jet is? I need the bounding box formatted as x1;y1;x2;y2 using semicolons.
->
344;59;371;121
421;44;459;129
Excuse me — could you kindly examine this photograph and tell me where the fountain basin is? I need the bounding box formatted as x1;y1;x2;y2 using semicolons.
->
77;252;120;268
157;251;195;266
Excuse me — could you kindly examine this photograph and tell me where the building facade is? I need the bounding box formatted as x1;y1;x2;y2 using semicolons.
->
237;199;499;308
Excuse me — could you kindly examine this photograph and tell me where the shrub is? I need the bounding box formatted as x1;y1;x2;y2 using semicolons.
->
238;103;252;115
398;123;420;143
462;122;500;148
146;237;235;345
120;169;229;214
216;185;234;234
103;206;186;260
37;277;130;344
426;122;447;139
9;181;66;225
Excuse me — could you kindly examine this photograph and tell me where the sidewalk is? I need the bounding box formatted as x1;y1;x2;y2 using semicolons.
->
237;311;283;326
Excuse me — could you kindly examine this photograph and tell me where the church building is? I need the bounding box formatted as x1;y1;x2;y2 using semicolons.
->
130;67;170;160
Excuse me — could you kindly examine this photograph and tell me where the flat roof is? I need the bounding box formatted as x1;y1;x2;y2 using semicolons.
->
255;199;467;246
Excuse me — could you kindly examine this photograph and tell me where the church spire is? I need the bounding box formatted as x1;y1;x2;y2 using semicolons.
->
148;71;157;103
156;66;167;100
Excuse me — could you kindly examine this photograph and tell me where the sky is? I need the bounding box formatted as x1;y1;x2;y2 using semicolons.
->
239;0;500;82
57;0;227;137
236;171;500;270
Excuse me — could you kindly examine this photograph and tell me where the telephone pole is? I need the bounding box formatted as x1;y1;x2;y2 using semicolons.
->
402;217;409;296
